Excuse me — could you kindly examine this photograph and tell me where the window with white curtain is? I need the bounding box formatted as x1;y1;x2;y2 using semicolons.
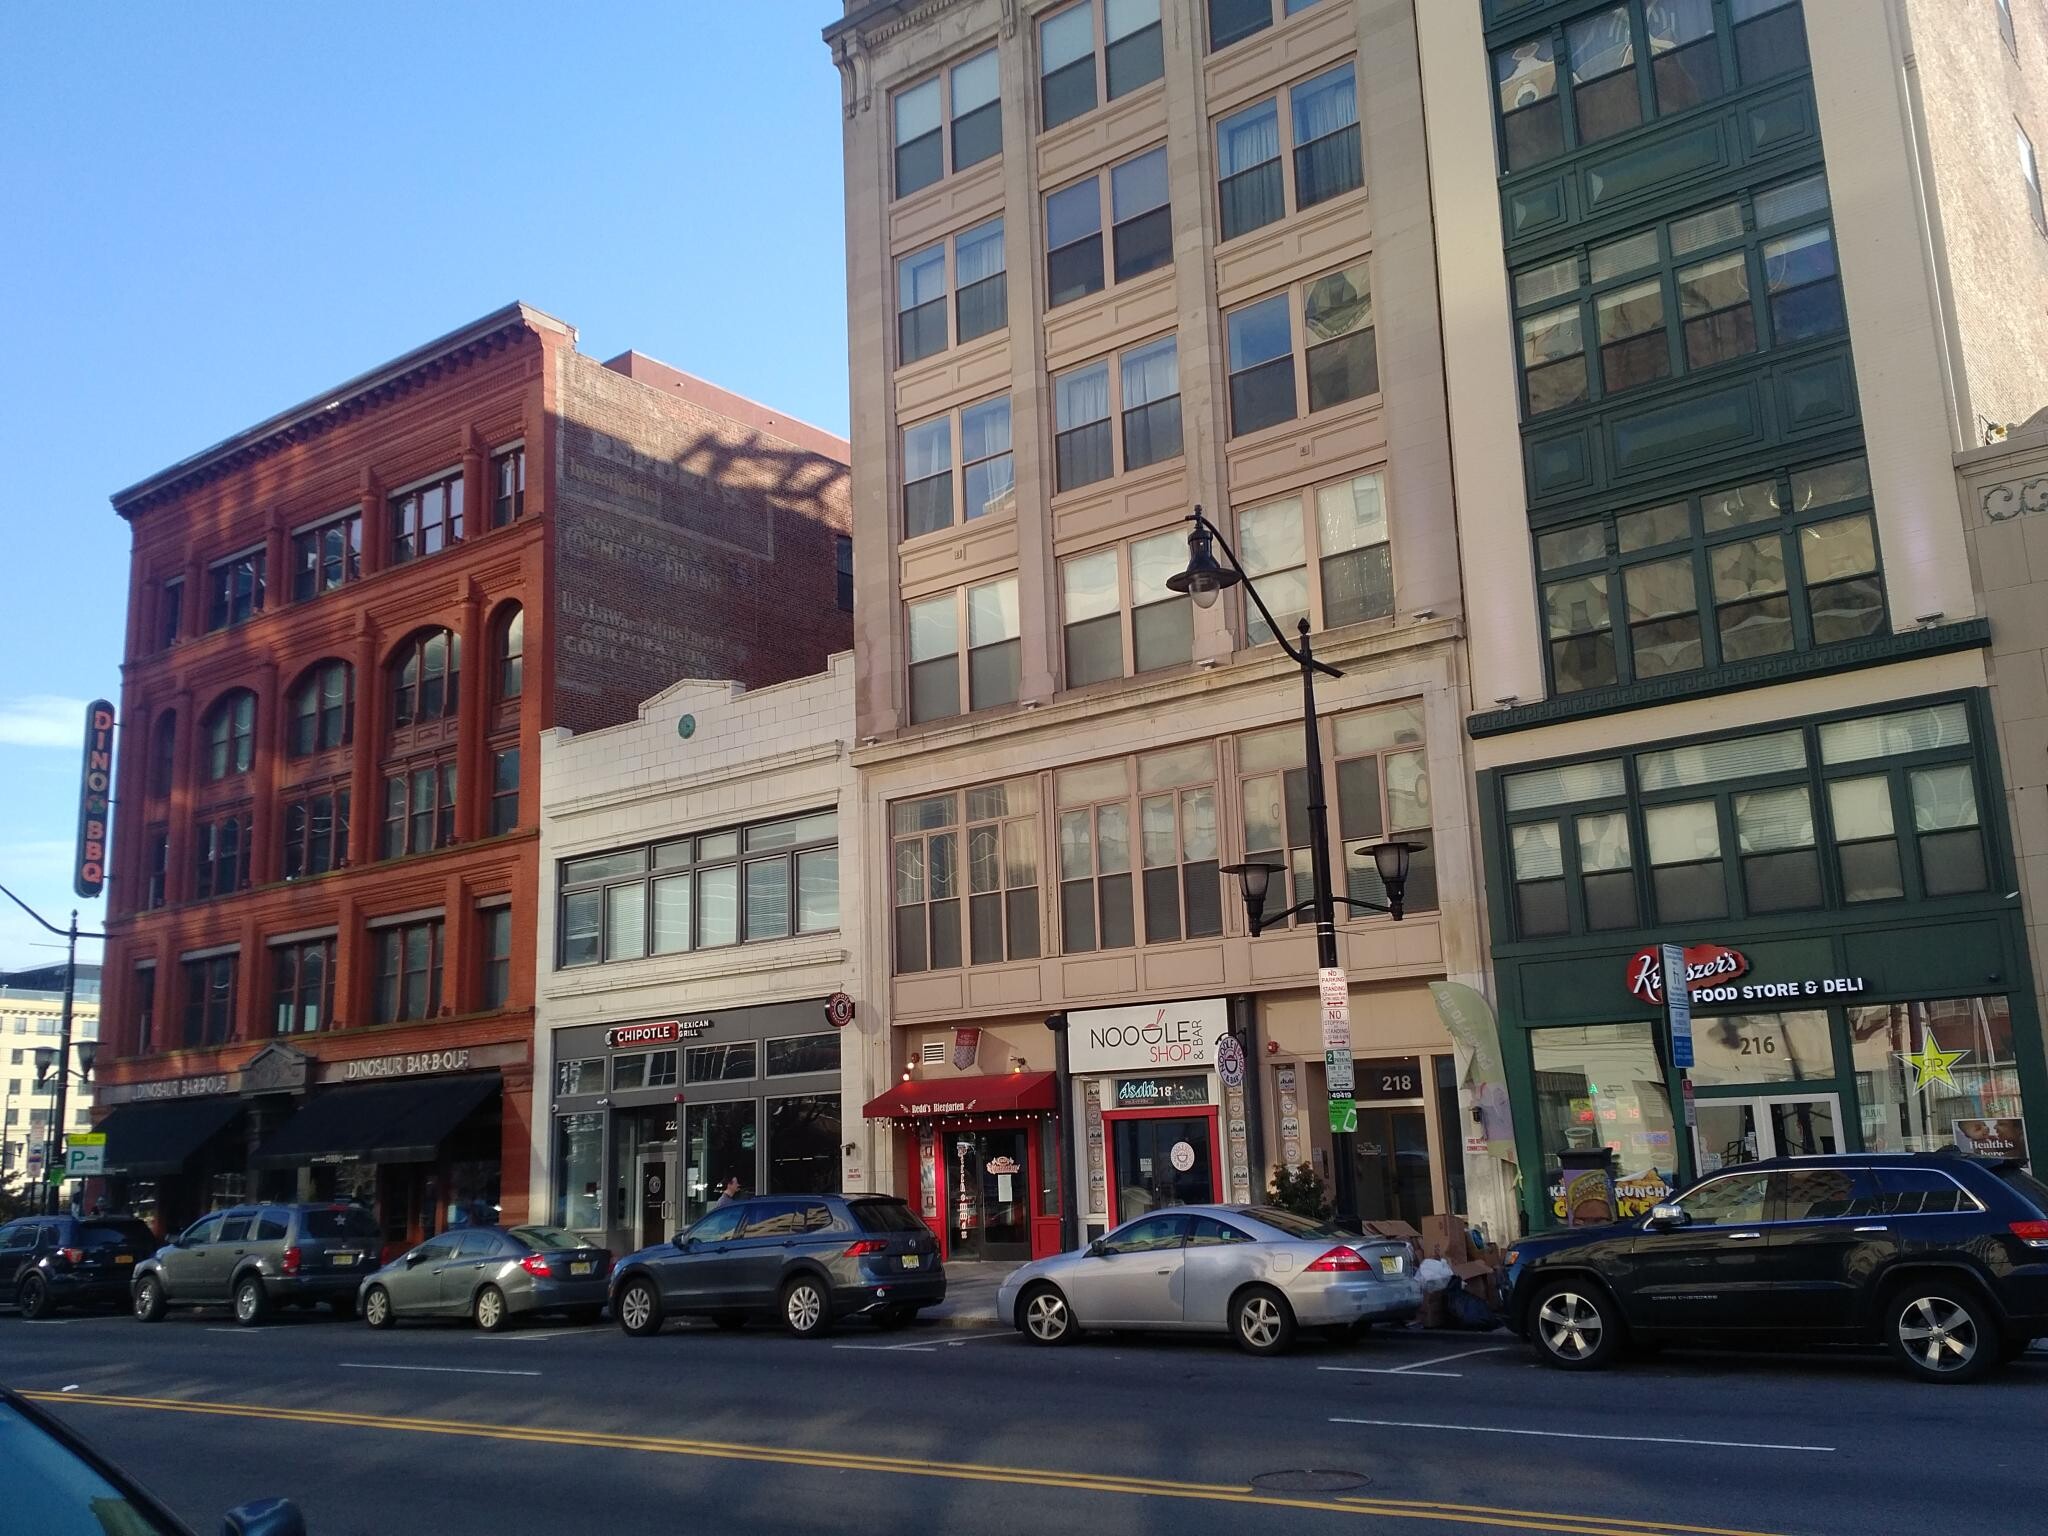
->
1120;336;1181;471
1055;361;1114;490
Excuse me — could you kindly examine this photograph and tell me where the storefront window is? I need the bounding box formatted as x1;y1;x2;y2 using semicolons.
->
554;1112;603;1230
613;1050;678;1091
1850;997;2027;1155
767;1094;840;1194
766;1033;839;1077
555;1057;604;1096
686;1042;757;1082
1686;1010;1832;1088
1530;1022;1677;1219
685;1100;758;1224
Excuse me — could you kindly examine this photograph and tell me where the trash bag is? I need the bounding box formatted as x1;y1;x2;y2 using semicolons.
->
1416;1257;1455;1293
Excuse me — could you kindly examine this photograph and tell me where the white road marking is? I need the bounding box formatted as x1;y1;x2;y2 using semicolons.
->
1331;1417;1833;1453
940;1331;1015;1345
340;1363;542;1378
832;1342;938;1353
1320;1366;1466;1378
1387;1346;1508;1372
477;1329;589;1342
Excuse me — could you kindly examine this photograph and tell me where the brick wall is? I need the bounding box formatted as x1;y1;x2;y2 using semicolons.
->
549;352;852;733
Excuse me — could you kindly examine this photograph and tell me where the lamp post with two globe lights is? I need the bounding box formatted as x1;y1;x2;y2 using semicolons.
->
1166;507;1422;1229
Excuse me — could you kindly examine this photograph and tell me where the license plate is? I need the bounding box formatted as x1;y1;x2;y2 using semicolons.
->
902;1254;921;1269
570;1260;593;1276
331;1252;358;1267
116;1255;135;1265
1377;1255;1401;1275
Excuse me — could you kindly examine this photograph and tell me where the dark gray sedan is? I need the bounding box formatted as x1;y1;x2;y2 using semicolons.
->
359;1225;611;1331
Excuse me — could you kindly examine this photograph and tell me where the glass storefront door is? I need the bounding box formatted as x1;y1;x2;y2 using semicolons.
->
1105;1110;1218;1223
948;1129;1030;1262
1354;1107;1433;1227
684;1100;758;1227
1694;1093;1842;1173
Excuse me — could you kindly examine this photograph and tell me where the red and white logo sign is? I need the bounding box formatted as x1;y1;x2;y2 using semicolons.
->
1625;944;1749;1005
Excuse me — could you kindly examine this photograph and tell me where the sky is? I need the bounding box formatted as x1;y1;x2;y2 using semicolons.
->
0;1;849;970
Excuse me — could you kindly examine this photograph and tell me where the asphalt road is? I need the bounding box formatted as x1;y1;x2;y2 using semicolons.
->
3;1303;2041;1536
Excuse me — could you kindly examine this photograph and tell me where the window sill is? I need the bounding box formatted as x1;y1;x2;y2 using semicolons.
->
1224;386;1383;455
1036;75;1166;154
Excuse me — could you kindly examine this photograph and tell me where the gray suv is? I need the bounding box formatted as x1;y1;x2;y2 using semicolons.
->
132;1202;383;1326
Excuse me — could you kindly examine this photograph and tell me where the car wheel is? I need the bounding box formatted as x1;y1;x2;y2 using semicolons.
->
712;1311;746;1332
616;1279;663;1337
781;1276;831;1338
18;1275;52;1321
133;1276;166;1323
362;1286;395;1330
1018;1282;1077;1346
1528;1281;1619;1371
1886;1282;1997;1384
473;1285;512;1333
233;1275;268;1327
1230;1285;1297;1356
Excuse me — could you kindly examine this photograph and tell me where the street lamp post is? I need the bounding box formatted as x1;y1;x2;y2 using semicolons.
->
1168;507;1423;1230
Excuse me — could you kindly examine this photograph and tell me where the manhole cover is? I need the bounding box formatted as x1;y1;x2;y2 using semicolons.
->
1249;1469;1373;1493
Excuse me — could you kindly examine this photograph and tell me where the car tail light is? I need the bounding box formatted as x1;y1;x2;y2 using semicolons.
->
2011;1220;2048;1248
59;1247;85;1266
843;1239;888;1258
521;1253;553;1278
1306;1246;1368;1273
281;1246;302;1276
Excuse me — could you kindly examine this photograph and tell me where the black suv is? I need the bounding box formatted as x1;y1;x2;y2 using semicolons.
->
131;1202;383;1325
0;1215;158;1319
610;1193;945;1338
1503;1153;2048;1382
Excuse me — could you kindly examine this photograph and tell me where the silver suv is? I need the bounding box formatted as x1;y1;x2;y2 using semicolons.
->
132;1202;383;1326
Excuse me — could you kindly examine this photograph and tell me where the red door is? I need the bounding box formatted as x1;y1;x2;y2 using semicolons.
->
1101;1105;1221;1226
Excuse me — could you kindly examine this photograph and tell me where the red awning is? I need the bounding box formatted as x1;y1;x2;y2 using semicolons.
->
863;1071;1057;1121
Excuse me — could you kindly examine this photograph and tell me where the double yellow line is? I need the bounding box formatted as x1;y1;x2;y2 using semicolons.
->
26;1390;1795;1536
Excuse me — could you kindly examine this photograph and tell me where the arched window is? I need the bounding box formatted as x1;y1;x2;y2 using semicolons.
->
202;691;256;782
496;606;524;704
390;629;461;729
148;713;177;798
288;661;354;758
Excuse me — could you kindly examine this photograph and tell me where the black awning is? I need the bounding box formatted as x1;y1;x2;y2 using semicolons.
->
97;1096;245;1177
252;1073;500;1169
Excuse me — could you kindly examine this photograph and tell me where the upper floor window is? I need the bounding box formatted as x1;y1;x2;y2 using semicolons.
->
1501;700;1988;940
290;509;361;602
1216;63;1360;243
383;762;456;858
490;748;520;835
481;905;513;1010
495;606;524;704
287;661;353;758
1059;529;1195;685
180;954;237;1049
282;785;350;881
2021;120;2046;234
896;219;1007;369
835;534;854;613
1054;334;1182;492
389;469;464;566
1226;262;1377;438
1041;2;1164;135
206;549;264;632
894;48;1000;201
892;781;1040;973
1236;470;1393;645
1209;0;1321;53
148;713;177;798
390;629;460;729
906;578;1021;723
271;937;334;1035
902;395;1014;539
1514;172;1842;420
556;811;839;968
372;916;445;1024
133;965;155;1055
143;829;168;910
157;579;183;650
1536;454;1883;695
194;810;252;899
203;691;256;782
1494;0;1806;175
1046;146;1172;314
1058;747;1222;952
492;445;525;527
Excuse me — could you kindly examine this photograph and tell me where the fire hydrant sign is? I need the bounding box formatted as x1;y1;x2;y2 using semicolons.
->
1319;965;1355;1099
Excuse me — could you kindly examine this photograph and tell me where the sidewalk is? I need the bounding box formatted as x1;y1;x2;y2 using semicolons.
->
921;1260;1024;1328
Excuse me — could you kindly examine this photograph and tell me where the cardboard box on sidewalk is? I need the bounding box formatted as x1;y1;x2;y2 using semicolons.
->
1359;1219;1421;1243
1450;1258;1496;1309
1421;1214;1473;1263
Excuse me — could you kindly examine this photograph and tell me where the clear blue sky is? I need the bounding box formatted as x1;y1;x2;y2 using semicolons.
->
0;1;848;969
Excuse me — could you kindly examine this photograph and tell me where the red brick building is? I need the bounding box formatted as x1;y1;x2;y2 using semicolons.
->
95;303;850;1248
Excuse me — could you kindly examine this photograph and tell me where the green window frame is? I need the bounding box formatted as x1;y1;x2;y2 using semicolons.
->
1510;169;1842;421
1497;698;1993;942
1534;450;1886;696
1491;0;1810;176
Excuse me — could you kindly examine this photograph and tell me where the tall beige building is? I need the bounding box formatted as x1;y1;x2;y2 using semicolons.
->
2;970;100;1201
826;0;1501;1260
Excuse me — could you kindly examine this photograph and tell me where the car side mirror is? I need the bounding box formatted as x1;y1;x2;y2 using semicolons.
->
1647;1203;1690;1230
678;1235;697;1252
1088;1240;1113;1258
222;1496;306;1536
403;1251;425;1267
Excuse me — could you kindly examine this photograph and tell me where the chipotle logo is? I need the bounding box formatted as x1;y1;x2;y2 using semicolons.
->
1625;944;1749;1005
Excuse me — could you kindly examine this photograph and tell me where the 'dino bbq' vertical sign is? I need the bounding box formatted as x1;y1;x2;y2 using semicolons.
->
74;700;115;899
